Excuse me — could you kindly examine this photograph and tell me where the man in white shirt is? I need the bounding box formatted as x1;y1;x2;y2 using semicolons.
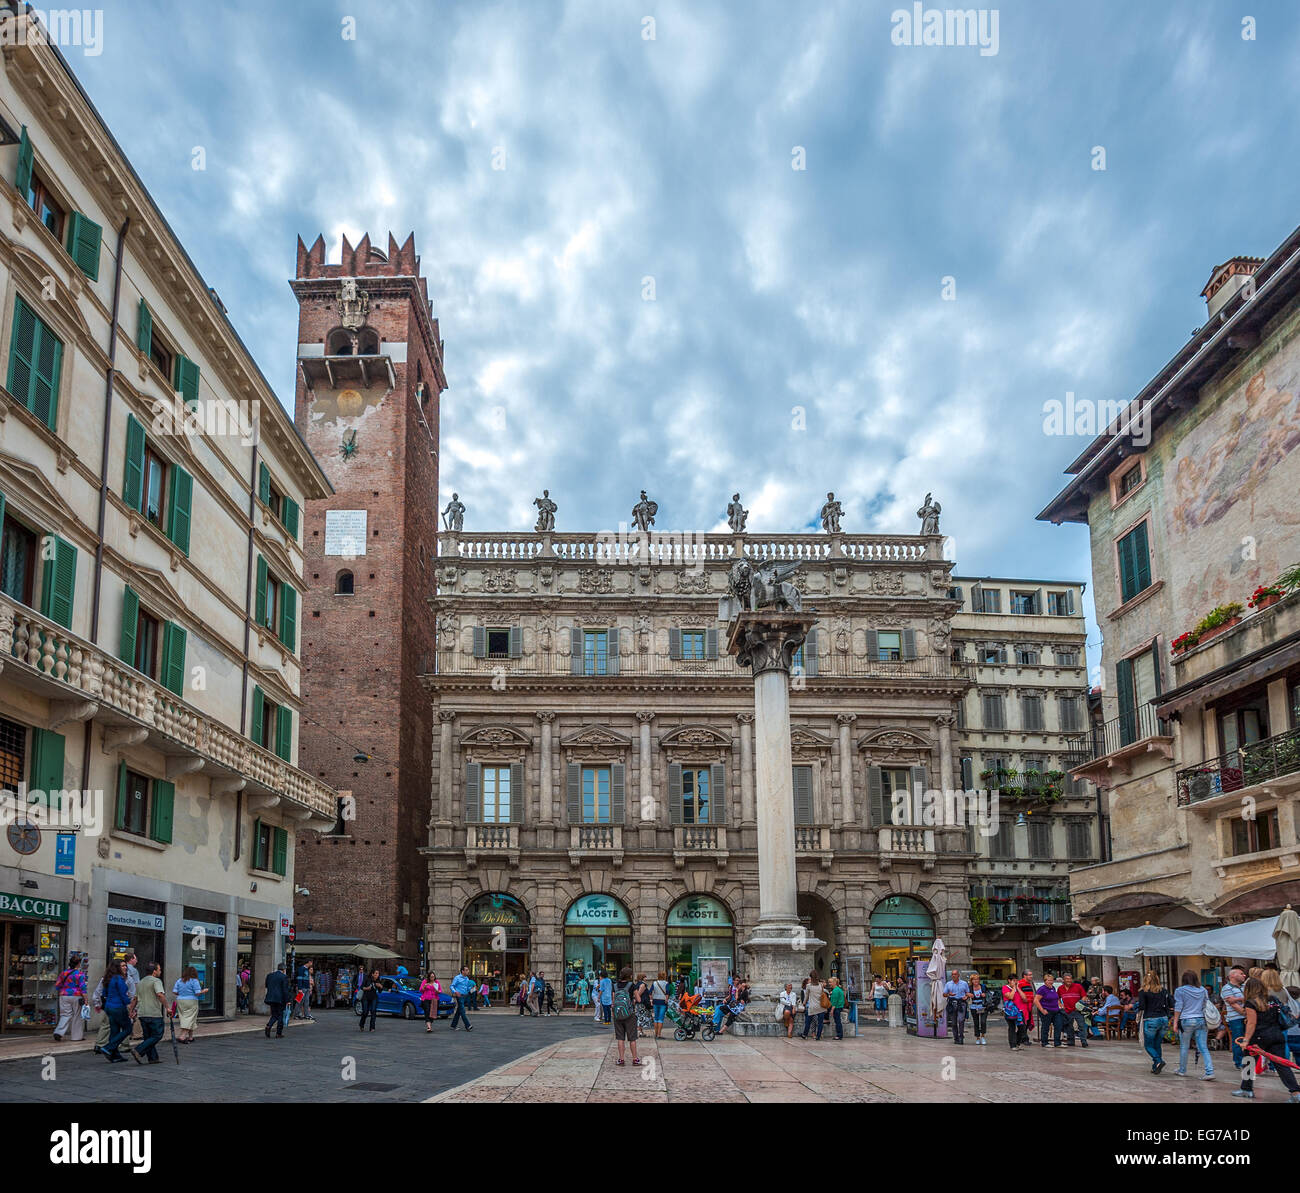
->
1220;967;1247;1070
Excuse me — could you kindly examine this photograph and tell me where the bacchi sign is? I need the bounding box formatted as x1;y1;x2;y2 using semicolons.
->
0;891;69;921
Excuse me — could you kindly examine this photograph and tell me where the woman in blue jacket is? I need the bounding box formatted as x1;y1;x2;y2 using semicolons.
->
97;960;133;1063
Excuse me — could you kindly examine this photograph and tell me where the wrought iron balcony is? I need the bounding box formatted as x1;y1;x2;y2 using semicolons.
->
1177;726;1300;806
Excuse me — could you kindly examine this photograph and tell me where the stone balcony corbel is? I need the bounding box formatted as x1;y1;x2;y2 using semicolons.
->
103;726;149;753
247;794;280;813
48;699;98;730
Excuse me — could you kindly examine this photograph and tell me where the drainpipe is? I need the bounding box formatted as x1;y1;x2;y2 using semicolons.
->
235;438;259;861
81;214;129;796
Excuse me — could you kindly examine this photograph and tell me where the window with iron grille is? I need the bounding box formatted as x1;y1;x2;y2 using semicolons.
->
0;716;27;794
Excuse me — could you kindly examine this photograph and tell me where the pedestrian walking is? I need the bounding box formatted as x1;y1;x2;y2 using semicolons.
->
1035;973;1064;1048
801;974;826;1040
871;973;890;1024
598;972;614;1024
611;967;641;1066
130;962;167;1065
545;976;557;1015
53;952;88;1042
1172;970;1215;1080
420;972;441;1032
576;974;591;1013
1136;969;1172;1075
536;970;550;1015
651;971;672;1039
172;967;207;1043
479;978;491;1009
294;960;314;1020
97;960;133;1063
237;959;253;1014
828;976;847;1039
1002;977;1033;1050
779;982;799;1038
1058;973;1089;1047
1234;976;1300;1101
1220;966;1248;1074
450;965;475;1031
265;963;290;1038
943;968;970;1045
968;973;993;1045
358;968;380;1032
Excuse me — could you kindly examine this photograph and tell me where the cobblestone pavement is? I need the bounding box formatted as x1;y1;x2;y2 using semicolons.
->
427;1022;1278;1105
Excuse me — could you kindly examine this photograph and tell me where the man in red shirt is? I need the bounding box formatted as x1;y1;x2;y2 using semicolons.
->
1059;974;1089;1047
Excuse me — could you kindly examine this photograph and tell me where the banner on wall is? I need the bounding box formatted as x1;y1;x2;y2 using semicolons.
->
697;956;730;1001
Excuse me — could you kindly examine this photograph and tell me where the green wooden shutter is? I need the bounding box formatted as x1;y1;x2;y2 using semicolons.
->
115;761;127;830
668;762;683;825
136;298;152;354
610;763;625;824
566;763;581;823
255;556;268;627
34;325;61;430
15;126;33;197
28;728;65;808
0;490;6;537
867;766;885;827
123;413;146;511
65;212;102;281
8;297;62;430
710;763;726;824
251;686;265;747
150;779;174;844
464;762;481;822
119;585;139;664
40;535;76;629
1116;657;1137;747
167;463;192;555
275;705;293;762
7;297;37;411
282;497;299;540
161;622;187;696
272;827;288;876
258;462;271;506
509;762;524;824
173;354;200;406
252;817;264;869
279;583;297;653
1133;522;1151;593
792;765;813;825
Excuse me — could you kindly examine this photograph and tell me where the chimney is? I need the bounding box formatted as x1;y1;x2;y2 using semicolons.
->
1201;256;1263;319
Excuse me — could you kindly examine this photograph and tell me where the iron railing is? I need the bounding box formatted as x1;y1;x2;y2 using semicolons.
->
1177;725;1300;805
1064;702;1169;764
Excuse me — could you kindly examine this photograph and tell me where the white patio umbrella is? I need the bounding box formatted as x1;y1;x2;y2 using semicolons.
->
926;937;947;1025
1273;905;1300;986
1133;916;1278;959
1033;923;1188;959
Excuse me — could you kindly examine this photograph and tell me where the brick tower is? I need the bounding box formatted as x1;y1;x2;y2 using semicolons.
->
290;232;446;955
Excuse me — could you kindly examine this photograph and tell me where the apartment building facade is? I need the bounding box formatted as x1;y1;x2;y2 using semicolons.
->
1041;227;1300;950
423;522;974;1000
0;21;336;1031
949;576;1100;978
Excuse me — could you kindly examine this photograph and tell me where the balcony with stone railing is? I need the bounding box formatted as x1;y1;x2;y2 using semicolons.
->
877;825;937;870
672;823;729;868
464;823;520;868
568;823;624;865
0;596;337;824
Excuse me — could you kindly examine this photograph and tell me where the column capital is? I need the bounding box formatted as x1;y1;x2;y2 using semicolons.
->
726;612;817;677
735;712;755;725
935;714;957;729
635;710;656;724
438;709;457;724
535;710;557;723
836;713;857;726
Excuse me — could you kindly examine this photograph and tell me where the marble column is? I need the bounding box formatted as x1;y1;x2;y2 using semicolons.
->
636;711;656;821
435;710;456;823
536;711;555;823
936;714;956;793
737;713;755;824
836;713;856;824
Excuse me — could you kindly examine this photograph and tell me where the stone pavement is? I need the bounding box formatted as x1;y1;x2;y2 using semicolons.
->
427;1023;1277;1104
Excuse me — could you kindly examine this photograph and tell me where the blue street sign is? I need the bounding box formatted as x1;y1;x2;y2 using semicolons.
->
54;833;75;875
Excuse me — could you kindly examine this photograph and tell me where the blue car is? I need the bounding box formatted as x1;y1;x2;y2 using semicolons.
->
353;975;453;1020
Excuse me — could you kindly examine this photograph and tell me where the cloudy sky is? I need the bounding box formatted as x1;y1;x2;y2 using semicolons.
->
72;0;1300;654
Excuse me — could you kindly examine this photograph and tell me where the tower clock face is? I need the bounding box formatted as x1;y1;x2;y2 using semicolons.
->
7;821;40;855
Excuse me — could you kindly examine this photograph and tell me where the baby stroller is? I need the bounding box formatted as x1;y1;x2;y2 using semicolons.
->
667;998;715;1042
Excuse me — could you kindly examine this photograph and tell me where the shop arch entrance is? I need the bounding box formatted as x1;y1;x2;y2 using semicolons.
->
665;894;735;994
869;895;935;984
796;892;838;980
563;893;633;1005
461;893;529;1005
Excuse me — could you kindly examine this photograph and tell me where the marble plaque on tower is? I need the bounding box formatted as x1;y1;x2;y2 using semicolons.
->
325;509;367;556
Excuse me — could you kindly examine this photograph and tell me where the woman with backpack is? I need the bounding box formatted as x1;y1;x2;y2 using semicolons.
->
1002;977;1033;1050
1136;969;1172;1074
1233;976;1300;1101
611;967;641;1066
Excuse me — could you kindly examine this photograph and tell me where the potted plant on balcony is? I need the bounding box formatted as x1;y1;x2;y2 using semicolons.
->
1277;562;1300;594
1193;602;1244;644
998;767;1019;797
970;896;991;929
1170;630;1199;656
1041;770;1066;803
1248;583;1285;612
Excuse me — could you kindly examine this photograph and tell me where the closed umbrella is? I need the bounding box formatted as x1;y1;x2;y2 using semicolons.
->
1273;905;1300;987
926;938;947;1027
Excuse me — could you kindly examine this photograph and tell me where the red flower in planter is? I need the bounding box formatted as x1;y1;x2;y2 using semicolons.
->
1248;585;1284;609
1171;631;1198;653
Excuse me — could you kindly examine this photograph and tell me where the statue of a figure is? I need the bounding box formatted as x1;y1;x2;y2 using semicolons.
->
728;556;803;613
726;492;748;534
533;489;557;533
631;489;658;532
819;491;843;534
441;492;465;532
917;492;941;536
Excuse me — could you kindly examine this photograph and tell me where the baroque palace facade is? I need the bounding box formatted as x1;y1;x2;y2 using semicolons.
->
423;519;978;1002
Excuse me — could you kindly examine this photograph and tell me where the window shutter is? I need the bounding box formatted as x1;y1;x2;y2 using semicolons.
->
997;646;1008;665
7;297;36;414
30;310;62;431
570;627;583;675
136;298;152;354
472;626;486;658
803;628;818;676
509;762;524;823
279;583;297;653
28;728;65;807
607;628;620;676
960;757;974;790
910;765;928;804
167;463;192;555
275;706;293;762
15;125;33;196
668;627;682;660
122;413;146;511
40;534;76;629
1133;523;1151;592
1116;657;1137;746
272;826;288;876
705;627;718;660
119;585;140;664
970;583;984;613
610;763;625;824
65;212;102;281
1066;589;1076;615
464;762;481;822
161;622;187;696
282;497;300;541
252;818;265;870
566;763;581;823
901;628;917;660
115;760;127;830
668;762;683;824
1033;588;1043;615
150;780;174;844
258;462;271;506
255;556;268;627
866;629;879;660
173;354;200;407
792;765;813;825
251;686;265;747
867;766;885;826
509;625;522;659
953;585;964;604
710;763;726;824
